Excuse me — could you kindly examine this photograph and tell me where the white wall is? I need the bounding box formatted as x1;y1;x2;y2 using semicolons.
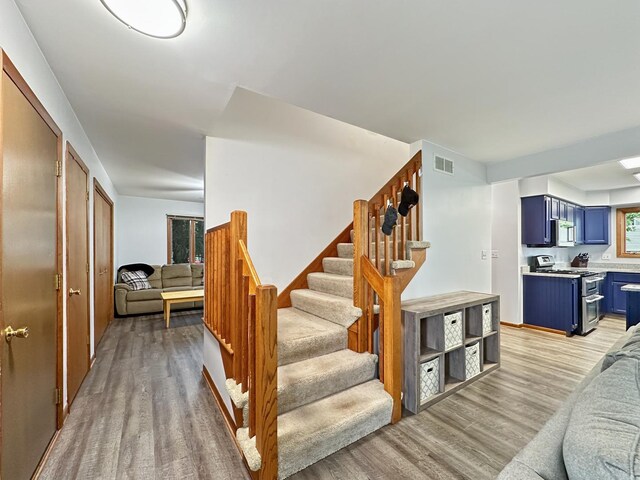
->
490;181;522;324
116;195;204;267
403;140;492;300
1;0;119;409
205;88;410;415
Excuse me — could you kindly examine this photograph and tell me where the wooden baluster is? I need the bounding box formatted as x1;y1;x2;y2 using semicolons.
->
383;194;390;275
408;170;416;242
213;230;219;334
391;185;398;262
223;228;229;344
255;285;278;480
379;299;385;383
400;176;406;260
383;275;402;424
374;204;381;272
415;162;422;241
248;293;256;437
204;233;209;330
240;272;250;392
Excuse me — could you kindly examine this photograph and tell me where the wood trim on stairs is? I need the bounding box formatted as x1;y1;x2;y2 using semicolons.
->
277;223;353;308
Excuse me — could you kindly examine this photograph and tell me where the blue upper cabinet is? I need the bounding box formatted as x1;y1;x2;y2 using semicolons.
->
521;196;552;246
550;197;560;220
574;205;584;244
566;203;575;224
583;207;611;245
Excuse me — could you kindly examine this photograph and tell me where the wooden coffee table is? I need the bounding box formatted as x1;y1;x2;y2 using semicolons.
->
161;289;204;328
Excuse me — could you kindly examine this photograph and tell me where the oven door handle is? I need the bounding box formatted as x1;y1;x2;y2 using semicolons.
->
584;277;605;284
585;294;604;304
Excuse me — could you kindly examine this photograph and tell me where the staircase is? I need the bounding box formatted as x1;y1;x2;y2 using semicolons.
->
205;152;428;479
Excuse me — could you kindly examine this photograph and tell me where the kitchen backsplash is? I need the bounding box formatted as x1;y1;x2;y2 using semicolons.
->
521;246;571;266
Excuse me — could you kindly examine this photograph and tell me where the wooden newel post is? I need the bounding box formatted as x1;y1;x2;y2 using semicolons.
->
353;200;369;353
255;285;278;480
383;274;402;424
230;210;247;381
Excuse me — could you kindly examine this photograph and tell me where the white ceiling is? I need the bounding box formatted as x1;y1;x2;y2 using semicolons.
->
552;161;640;192
13;0;640;201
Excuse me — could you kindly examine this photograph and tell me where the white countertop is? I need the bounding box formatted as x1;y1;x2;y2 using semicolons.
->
621;284;640;292
522;272;581;279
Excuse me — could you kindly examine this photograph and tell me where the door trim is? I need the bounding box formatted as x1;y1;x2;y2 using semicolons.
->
93;178;114;350
65;142;91;409
0;50;64;469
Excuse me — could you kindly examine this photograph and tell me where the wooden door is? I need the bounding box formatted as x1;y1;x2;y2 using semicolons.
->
1;62;61;479
93;180;113;349
65;144;90;406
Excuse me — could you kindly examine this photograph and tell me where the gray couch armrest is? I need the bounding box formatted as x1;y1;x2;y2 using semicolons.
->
498;460;545;480
114;283;130;315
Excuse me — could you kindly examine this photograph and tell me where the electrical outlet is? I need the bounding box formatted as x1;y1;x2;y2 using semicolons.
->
481;250;488;260
491;250;499;258
602;253;611;260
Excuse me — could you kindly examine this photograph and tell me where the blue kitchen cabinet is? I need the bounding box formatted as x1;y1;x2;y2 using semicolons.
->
574;206;584;244
521;196;552;246
611;281;627;314
583;207;610;245
551;198;560;220
523;275;579;334
566;203;575;224
559;201;568;221
605;272;640;314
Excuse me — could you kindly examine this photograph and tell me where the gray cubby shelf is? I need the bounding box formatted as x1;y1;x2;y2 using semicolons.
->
402;291;501;414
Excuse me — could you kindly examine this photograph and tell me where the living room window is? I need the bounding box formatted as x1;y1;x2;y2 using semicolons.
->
616;207;640;257
167;215;205;264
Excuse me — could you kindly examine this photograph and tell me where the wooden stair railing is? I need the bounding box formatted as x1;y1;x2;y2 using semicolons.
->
205;211;278;480
352;150;425;423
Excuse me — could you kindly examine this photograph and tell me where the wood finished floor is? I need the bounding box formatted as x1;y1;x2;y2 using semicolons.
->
40;314;626;480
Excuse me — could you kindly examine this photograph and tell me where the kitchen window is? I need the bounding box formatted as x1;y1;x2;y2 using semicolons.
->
616;207;640;257
167;215;205;264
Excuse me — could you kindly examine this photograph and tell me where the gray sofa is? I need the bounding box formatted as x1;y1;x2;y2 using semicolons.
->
115;263;203;316
498;324;640;479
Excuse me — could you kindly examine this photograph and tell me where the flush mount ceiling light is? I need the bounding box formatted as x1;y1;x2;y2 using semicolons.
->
619;156;640;169
100;0;187;39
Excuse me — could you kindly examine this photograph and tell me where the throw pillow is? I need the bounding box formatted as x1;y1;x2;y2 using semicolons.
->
563;356;640;479
121;270;152;291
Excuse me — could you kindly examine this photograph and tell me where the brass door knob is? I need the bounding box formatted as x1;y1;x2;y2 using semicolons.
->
69;288;82;296
3;326;29;342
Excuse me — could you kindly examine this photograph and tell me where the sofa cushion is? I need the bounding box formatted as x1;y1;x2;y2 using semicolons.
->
147;265;163;289
602;329;640;371
563;357;640;479
191;264;204;286
163;286;198;293
162;264;192;288
127;288;163;302
121;270;152;291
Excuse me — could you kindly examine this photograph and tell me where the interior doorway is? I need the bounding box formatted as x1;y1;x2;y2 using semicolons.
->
65;143;90;407
93;179;114;349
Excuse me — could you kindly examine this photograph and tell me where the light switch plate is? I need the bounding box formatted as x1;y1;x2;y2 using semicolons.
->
481;250;488;260
491;250;499;258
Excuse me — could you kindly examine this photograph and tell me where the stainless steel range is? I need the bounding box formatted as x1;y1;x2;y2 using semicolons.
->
531;255;604;334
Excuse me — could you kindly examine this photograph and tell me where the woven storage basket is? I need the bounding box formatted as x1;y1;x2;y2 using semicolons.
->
444;311;463;350
419;357;440;404
465;342;481;379
482;303;493;335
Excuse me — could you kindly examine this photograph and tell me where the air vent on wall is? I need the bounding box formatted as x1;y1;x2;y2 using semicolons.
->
434;155;454;175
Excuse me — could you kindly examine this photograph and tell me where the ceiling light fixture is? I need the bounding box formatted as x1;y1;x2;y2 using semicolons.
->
99;0;187;39
619;156;640;169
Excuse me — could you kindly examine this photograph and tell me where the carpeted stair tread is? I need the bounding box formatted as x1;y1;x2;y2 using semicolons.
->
322;257;353;276
278;380;392;479
307;272;353;299
290;289;362;328
278;349;377;414
278;308;346;366
337;242;401;259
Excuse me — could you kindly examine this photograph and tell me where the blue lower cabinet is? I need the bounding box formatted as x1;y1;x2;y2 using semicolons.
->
626;291;640;329
523;276;578;334
611;281;627;314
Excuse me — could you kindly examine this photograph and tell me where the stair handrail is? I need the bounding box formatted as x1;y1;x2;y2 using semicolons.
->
205;211;278;480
